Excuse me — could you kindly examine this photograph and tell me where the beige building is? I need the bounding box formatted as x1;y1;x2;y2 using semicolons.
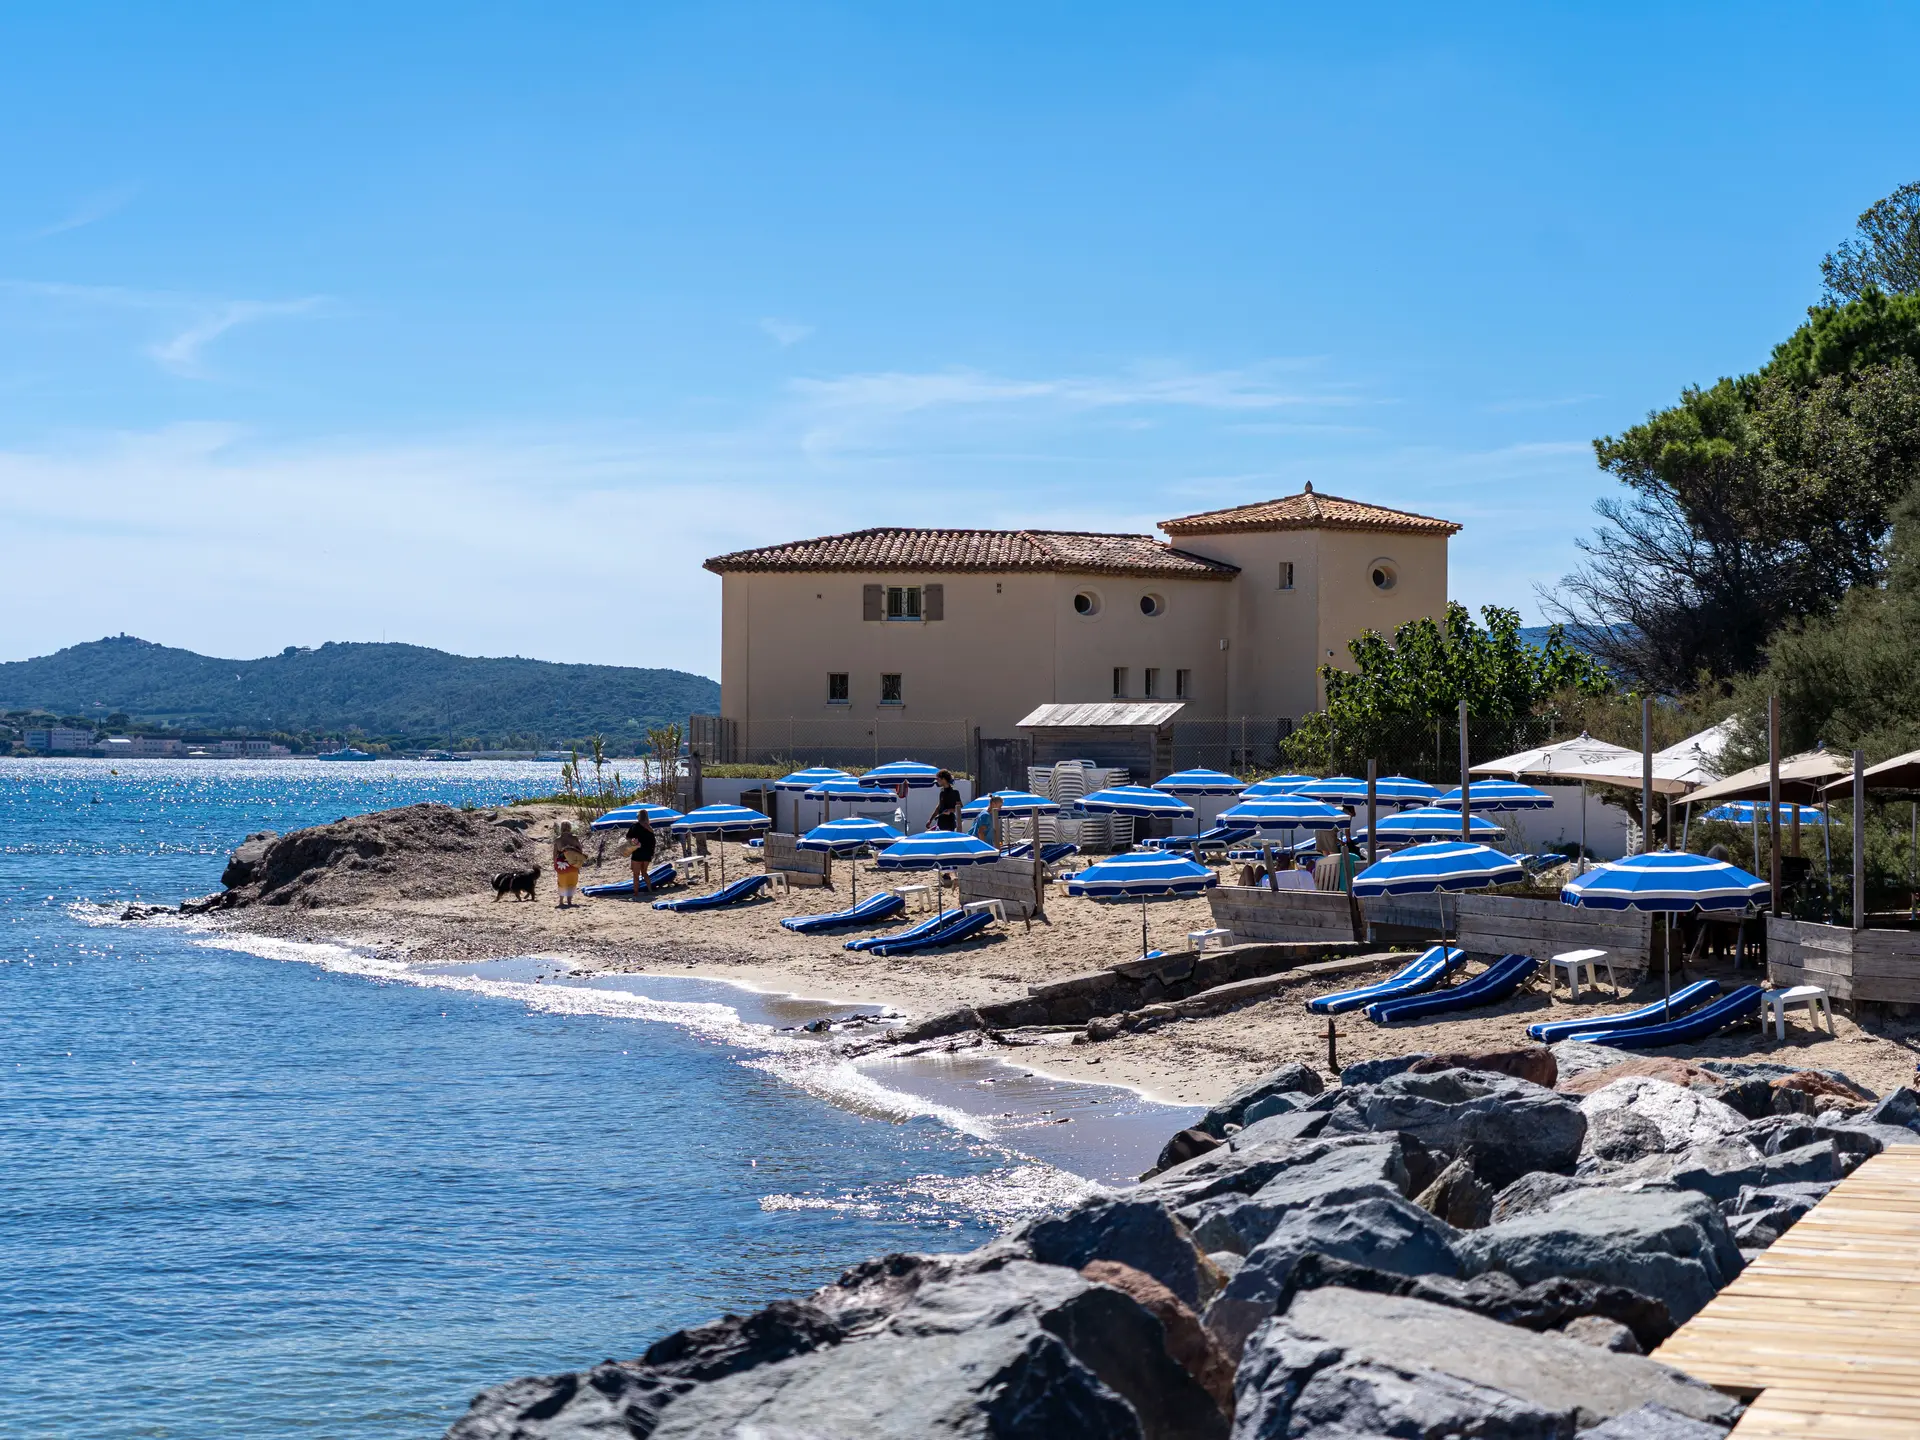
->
704;484;1457;752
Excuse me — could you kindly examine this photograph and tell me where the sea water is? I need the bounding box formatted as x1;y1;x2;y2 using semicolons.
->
0;761;1189;1438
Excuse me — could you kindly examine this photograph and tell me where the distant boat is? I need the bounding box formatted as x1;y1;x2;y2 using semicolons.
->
316;747;377;762
419;750;468;762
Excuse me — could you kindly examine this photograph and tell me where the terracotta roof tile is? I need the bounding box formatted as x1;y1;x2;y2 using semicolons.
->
704;528;1238;579
1160;486;1460;536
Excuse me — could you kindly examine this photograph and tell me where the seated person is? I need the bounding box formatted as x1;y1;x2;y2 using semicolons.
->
1269;851;1317;890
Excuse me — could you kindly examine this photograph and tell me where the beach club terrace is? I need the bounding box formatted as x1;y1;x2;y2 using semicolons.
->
702;484;1458;764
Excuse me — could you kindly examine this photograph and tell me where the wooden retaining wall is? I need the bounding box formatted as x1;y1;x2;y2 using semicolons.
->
762;833;830;882
1453;894;1651;972
957;858;1045;919
1207;885;1360;943
1767;918;1920;1004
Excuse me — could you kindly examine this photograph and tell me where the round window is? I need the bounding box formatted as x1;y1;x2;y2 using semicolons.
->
1370;561;1398;592
1139;593;1165;617
1073;591;1101;616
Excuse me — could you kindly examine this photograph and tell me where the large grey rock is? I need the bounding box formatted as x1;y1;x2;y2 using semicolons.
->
1589;1139;1842;1205
1232;1288;1741;1437
1338;1052;1428;1086
1184;1141;1409;1255
1553;1040;1638;1084
1724;1181;1833;1249
1141;1118;1345;1212
221;830;280;887
1198;1062;1324;1137
1491;1170;1628;1223
1577;1404;1734;1439
1579;1077;1748;1152
1413;1152;1496;1229
1020;1196;1207;1308
1822;1115;1920;1154
1457;1187;1743;1325
1861;1085;1920;1132
1321;1068;1587;1189
1583;1106;1672;1164
650;1261;1225;1440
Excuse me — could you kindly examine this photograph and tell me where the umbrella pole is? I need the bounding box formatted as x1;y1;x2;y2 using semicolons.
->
1911;801;1916;921
1663;912;1671;1020
1141;895;1150;960
1579;783;1587;874
1822;804;1832;925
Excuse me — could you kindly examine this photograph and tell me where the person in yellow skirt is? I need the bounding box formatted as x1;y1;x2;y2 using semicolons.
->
552;821;587;907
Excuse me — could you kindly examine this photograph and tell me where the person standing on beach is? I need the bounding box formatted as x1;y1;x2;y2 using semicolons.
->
625;812;657;898
553;821;586;908
933;771;961;832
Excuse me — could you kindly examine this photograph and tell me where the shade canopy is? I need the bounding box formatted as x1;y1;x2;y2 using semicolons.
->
671;804;773;835
1242;774;1316;797
862;759;943;788
1820;747;1920;796
1352;841;1525;897
1218;797;1350;831
1704;801;1826;825
1562;852;1769;913
1435;781;1553;812
961;789;1061;816
874;832;1002;870
1472;733;1638;780
1294;776;1371;803
1066;851;1218;899
804;778;895;802
1361;806;1504;840
589;803;684;831
797;816;903;853
1151;768;1246;796
775;767;855;792
1685;751;1852;808
1076;785;1196;818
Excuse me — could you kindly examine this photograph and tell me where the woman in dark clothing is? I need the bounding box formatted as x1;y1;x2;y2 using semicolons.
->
933;771;962;832
626;812;658;896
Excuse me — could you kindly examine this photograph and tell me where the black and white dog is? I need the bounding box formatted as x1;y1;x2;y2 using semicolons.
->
492;867;540;901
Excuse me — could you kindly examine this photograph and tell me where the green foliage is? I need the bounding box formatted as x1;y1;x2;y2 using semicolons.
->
1279;604;1609;775
1763;288;1920;388
0;635;718;750
1821;181;1920;302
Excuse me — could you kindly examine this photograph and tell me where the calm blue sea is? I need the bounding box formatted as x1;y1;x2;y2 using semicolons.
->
0;761;1179;1440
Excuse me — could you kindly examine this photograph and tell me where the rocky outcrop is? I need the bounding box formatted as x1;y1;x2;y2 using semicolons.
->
220;830;279;887
1318;1068;1587;1189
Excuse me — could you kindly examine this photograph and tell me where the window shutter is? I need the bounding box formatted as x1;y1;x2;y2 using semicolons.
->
923;583;944;621
862;584;884;621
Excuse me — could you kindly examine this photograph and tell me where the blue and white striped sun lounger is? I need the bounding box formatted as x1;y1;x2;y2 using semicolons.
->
1368;953;1537;1025
780;891;907;933
1142;826;1254;853
652;873;769;912
867;908;996;957
1526;979;1722;1043
1563;984;1764;1048
581;863;678;897
1306;945;1465;1015
1002;841;1081;865
844;908;962;952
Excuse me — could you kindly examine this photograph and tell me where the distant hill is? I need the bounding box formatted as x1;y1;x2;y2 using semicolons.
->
0;636;718;750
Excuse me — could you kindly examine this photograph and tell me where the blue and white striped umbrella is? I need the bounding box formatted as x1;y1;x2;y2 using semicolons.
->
1353;841;1525;897
1360;806;1505;840
804;778;896;803
1151;768;1247;797
1219;796;1350;831
775;767;854;792
1435;781;1554;812
1373;775;1441;805
1294;776;1372;803
671;804;772;835
589;803;684;832
797;817;903;853
1704;801;1826;826
874;832;1002;870
863;759;943;788
1562;852;1769;914
1067;851;1218;899
961;789;1061;816
1242;774;1316;797
1076;785;1196;819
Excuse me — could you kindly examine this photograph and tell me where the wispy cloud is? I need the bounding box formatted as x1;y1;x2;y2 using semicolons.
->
760;317;814;347
1482;392;1601;414
30;182;141;239
790;363;1345;417
0;279;329;378
149;297;328;377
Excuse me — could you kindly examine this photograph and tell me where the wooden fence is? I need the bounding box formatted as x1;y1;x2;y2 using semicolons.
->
762;833;830;886
1207;885;1360;943
958;857;1046;919
1453;894;1651;971
1768;918;1920;1004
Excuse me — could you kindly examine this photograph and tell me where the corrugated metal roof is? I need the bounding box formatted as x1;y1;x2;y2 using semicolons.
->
1016;702;1187;728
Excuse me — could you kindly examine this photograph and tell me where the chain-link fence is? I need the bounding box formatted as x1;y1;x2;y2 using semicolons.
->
693;715;974;775
1168;718;1295;776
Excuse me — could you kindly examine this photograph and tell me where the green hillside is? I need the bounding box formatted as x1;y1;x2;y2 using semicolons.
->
0;636;717;751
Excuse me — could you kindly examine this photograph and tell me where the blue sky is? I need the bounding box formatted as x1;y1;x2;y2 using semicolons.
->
3;3;1917;677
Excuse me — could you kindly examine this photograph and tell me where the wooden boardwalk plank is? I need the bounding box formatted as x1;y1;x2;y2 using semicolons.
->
1650;1146;1920;1439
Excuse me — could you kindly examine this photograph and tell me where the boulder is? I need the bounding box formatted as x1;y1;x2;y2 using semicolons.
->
1149;1128;1222;1177
1232;1288;1740;1436
1338;1052;1428;1087
648;1260;1225;1440
1861;1085;1920;1131
1183;1140;1410;1255
1021;1196;1210;1309
1773;1070;1874;1109
1237;1092;1304;1128
1080;1261;1236;1418
1196;1062;1323;1137
1413;1154;1495;1230
1577;1403;1735;1439
1583;1106;1672;1164
1742;1114;1880;1162
1578;1077;1747;1151
1456;1187;1743;1325
1586;1138;1841;1206
1140;1115;1336;1210
1410;1044;1557;1088
1552;1040;1639;1085
1321;1068;1587;1189
1820;1116;1920;1153
221;830;280;887
1708;1075;1776;1120
1723;1181;1833;1250
1561;1315;1641;1353
1561;1057;1722;1097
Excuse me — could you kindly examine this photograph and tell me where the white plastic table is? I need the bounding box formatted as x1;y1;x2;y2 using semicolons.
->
672;855;711;883
1188;927;1234;953
1764;984;1834;1040
963;898;1008;923
1548;947;1620;1001
894;883;937;913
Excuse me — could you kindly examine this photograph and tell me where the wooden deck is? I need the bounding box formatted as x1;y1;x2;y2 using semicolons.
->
1652;1146;1920;1438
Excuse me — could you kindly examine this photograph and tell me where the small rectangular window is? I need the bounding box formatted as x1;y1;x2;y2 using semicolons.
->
1175;668;1191;699
880;673;903;705
1278;562;1295;591
1143;667;1159;698
1112;667;1128;699
885;586;922;620
827;672;849;704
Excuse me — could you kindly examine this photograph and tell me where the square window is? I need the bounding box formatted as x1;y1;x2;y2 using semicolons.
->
1175;668;1191;699
1143;667;1159;698
885;586;922;620
827;672;849;704
1112;667;1128;699
880;673;903;705
1278;561;1295;591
